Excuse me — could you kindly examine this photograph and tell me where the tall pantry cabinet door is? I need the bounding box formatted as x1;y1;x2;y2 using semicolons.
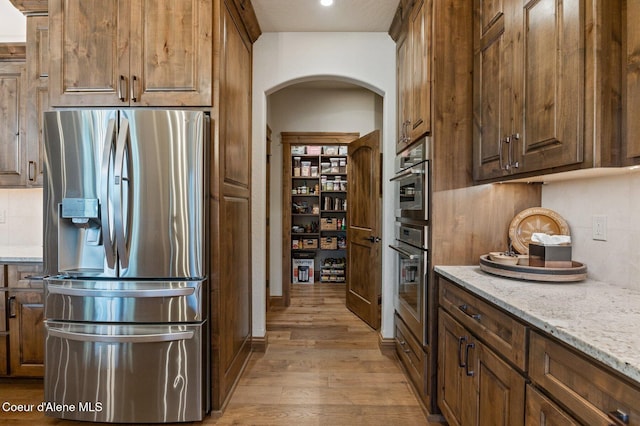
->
516;0;584;173
627;0;640;160
408;0;431;142
25;15;49;187
472;0;511;181
49;0;130;107
129;0;212;106
0;61;27;187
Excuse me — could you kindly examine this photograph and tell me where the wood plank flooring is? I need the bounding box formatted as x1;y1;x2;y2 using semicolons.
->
0;283;433;425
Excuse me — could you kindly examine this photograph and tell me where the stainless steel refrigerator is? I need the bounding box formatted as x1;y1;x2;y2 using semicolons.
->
42;110;209;423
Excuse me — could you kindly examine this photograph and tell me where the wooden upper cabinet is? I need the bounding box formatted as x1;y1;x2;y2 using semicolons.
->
472;0;509;181
516;0;583;173
397;0;431;152
0;59;27;187
49;0;212;107
25;15;49;187
408;0;431;142
626;0;640;161
474;0;585;181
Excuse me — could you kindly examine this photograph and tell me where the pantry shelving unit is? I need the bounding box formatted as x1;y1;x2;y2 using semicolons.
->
282;132;359;296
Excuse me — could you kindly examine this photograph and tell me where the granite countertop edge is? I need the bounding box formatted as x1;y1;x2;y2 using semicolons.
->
434;265;640;386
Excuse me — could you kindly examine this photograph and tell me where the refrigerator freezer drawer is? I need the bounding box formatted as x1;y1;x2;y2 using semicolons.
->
44;278;205;323
44;321;204;423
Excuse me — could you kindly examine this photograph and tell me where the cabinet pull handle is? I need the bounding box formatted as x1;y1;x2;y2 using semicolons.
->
459;304;481;321
458;336;467;367
464;342;475;376
8;296;16;318
28;161;36;181
131;75;138;102
118;75;126;102
510;133;520;169
608;410;629;425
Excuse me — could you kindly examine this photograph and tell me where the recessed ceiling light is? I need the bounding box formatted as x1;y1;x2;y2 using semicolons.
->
320;0;334;6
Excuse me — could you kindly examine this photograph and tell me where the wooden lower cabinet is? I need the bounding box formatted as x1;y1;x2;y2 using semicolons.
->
525;385;578;426
395;313;431;408
1;263;44;378
438;309;525;426
529;331;640;426
437;274;640;426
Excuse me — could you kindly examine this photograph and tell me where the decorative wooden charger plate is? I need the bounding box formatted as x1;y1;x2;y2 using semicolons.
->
508;207;570;254
479;255;587;283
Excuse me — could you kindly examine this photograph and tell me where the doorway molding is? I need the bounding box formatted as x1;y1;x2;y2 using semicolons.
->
251;32;396;343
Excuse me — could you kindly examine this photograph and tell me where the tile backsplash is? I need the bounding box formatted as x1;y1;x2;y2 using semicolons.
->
0;188;43;249
541;170;640;289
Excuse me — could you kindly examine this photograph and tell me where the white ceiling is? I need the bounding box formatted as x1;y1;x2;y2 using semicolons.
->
251;0;400;32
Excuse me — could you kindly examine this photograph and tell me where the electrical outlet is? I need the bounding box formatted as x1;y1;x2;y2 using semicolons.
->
0;210;6;224
592;215;607;241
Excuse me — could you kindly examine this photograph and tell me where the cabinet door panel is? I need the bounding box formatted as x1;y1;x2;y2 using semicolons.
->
627;0;640;159
518;0;583;172
473;5;509;181
26;15;49;187
8;289;44;377
0;62;26;187
475;341;526;426
438;309;468;426
49;0;129;106
130;0;212;106
409;0;431;140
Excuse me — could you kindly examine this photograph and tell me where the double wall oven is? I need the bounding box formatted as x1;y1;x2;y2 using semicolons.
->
390;140;429;345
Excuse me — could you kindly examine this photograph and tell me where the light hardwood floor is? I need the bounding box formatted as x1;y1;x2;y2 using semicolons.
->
0;284;433;425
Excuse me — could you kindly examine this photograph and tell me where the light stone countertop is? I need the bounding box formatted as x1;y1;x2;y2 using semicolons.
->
0;246;43;263
434;265;640;385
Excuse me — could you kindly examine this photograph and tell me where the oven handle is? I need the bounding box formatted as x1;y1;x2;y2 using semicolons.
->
389;244;420;259
390;167;424;181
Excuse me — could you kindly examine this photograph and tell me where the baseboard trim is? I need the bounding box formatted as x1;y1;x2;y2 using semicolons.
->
251;334;268;352
378;334;396;356
269;296;284;308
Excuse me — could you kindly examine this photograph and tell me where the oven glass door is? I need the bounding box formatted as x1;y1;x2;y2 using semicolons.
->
391;240;427;336
392;160;428;221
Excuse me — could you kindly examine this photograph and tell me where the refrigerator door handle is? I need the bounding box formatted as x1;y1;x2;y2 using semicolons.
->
114;118;130;269
101;119;117;269
47;327;195;343
47;284;195;298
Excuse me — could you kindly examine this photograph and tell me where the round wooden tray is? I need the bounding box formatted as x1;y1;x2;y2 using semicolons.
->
508;207;570;254
479;255;587;283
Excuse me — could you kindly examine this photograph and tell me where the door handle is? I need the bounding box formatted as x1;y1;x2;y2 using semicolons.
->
367;236;381;243
101;119;117;269
114;118;130;269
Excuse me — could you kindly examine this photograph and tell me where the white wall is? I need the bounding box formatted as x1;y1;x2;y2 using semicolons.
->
268;85;383;297
541;170;640;289
0;1;26;42
252;32;396;339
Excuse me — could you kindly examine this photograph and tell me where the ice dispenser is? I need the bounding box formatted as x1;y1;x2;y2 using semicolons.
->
58;198;105;273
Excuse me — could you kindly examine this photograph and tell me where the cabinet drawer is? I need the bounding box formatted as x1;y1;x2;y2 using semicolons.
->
7;263;43;288
525;384;578;425
395;313;424;392
530;331;640;426
439;279;528;371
